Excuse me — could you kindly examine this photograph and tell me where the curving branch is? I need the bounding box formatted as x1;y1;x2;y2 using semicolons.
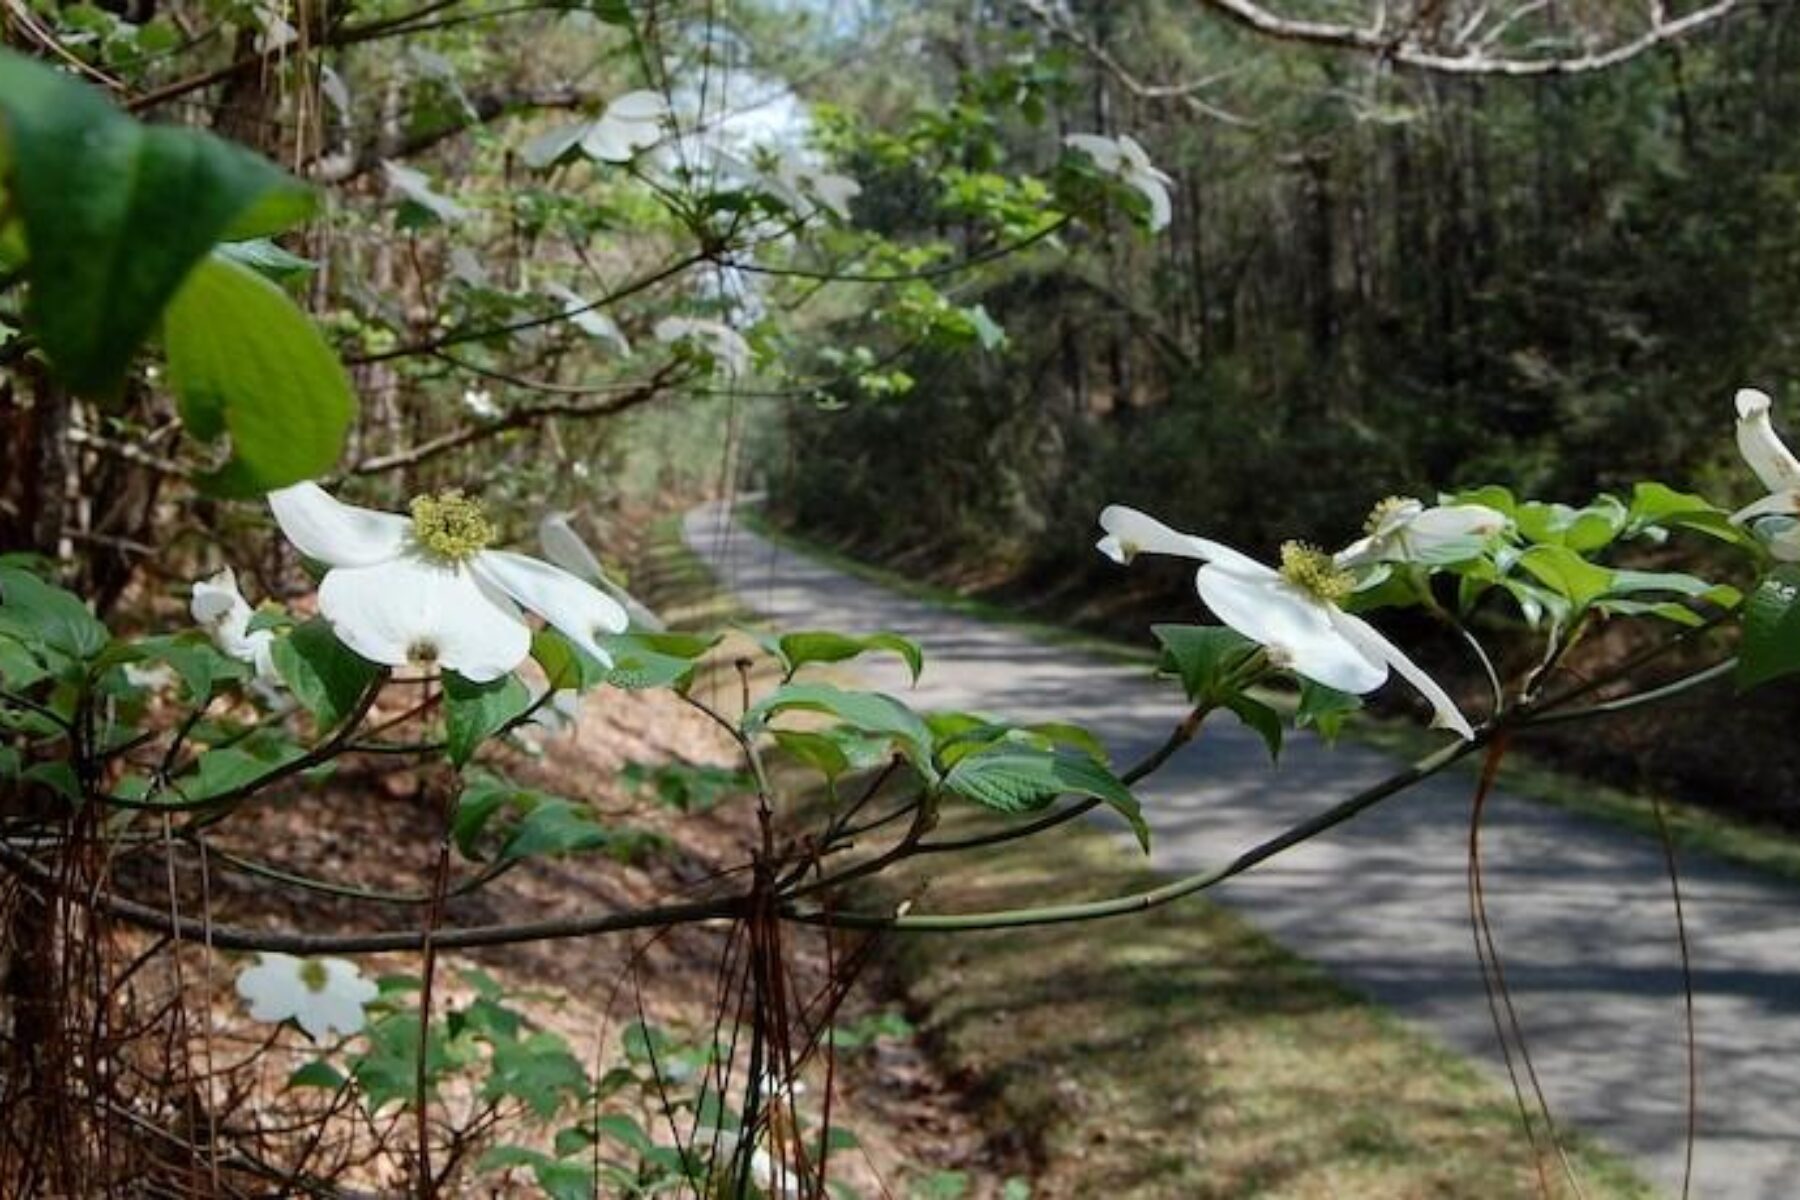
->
1190;0;1744;76
341;361;687;477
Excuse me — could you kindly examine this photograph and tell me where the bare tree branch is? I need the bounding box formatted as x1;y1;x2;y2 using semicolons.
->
1191;0;1744;76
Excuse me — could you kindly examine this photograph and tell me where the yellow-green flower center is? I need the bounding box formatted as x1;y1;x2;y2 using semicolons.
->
410;489;494;563
1363;495;1418;535
297;959;331;993
1278;541;1355;605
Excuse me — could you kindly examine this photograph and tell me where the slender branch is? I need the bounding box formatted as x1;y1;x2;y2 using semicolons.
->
1191;0;1743;77
787;733;1486;932
0;835;745;951
341;363;684;477
342;253;706;367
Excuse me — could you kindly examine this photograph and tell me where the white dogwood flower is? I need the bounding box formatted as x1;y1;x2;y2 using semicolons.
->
582;90;672;162
538;513;666;631
267;483;628;683
689;1126;797;1198
1065;133;1173;232
1097;505;1473;738
190;567;279;683
771;150;861;222
654;317;752;378
235;953;377;1040
462;388;501;421
1334;497;1508;569
1731;388;1800;560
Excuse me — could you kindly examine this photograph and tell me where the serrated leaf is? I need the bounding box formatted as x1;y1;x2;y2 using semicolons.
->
942;745;1146;851
0;50;312;395
164;254;356;495
1151;624;1258;705
272;619;380;727
1295;681;1360;741
1224;694;1282;761
743;683;935;778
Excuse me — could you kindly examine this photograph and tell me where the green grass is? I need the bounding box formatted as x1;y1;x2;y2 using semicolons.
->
747;506;1800;887
875;810;1655;1199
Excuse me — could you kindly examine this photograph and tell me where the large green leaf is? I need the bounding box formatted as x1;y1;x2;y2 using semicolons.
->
1738;566;1800;691
1151;624;1259;705
742;683;935;777
1516;545;1615;611
271;619;380;727
444;672;531;767
942;744;1147;851
773;629;924;683
0;51;312;394
164;254;356;495
0;566;110;661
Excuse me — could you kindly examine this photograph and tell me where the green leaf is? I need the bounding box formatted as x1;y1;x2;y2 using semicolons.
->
169;747;273;802
1738;566;1800;691
164;254;356;495
0;566;110;660
941;745;1147;851
1295;681;1360;742
272;619;380;727
215;237;317;283
135;633;246;702
595;632;704;691
776;630;924;684
743;683;935;778
500;799;613;862
1515;498;1626;552
481;1031;587;1119
1516;545;1615;611
0;50;312;394
1151;624;1259;705
443;672;531;766
1224;694;1282;762
771;729;853;779
287;1060;346;1089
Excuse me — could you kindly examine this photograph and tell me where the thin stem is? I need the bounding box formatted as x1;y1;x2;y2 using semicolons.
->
1521;657;1734;726
793;733;1485;931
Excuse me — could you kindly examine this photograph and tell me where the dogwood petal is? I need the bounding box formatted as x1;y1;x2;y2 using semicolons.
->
1132;175;1172;232
581;117;638;162
191;567;251;629
235;953;302;1023
268;483;410;568
319;558;530;682
1766;521;1800;562
537;514;665;631
1735;388;1800;494
472;550;628;667
605;89;671;123
1195;566;1387;694
1327;609;1474;739
1065;133;1123;173
809;172;861;221
1731;491;1800;524
1096;505;1271;576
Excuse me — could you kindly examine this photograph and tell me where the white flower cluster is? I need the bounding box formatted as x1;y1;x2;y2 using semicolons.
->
1098;498;1506;740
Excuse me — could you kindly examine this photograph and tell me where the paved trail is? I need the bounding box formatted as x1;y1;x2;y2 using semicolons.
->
685;502;1800;1198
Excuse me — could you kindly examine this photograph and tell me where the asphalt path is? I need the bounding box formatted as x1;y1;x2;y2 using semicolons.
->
685;500;1800;1198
